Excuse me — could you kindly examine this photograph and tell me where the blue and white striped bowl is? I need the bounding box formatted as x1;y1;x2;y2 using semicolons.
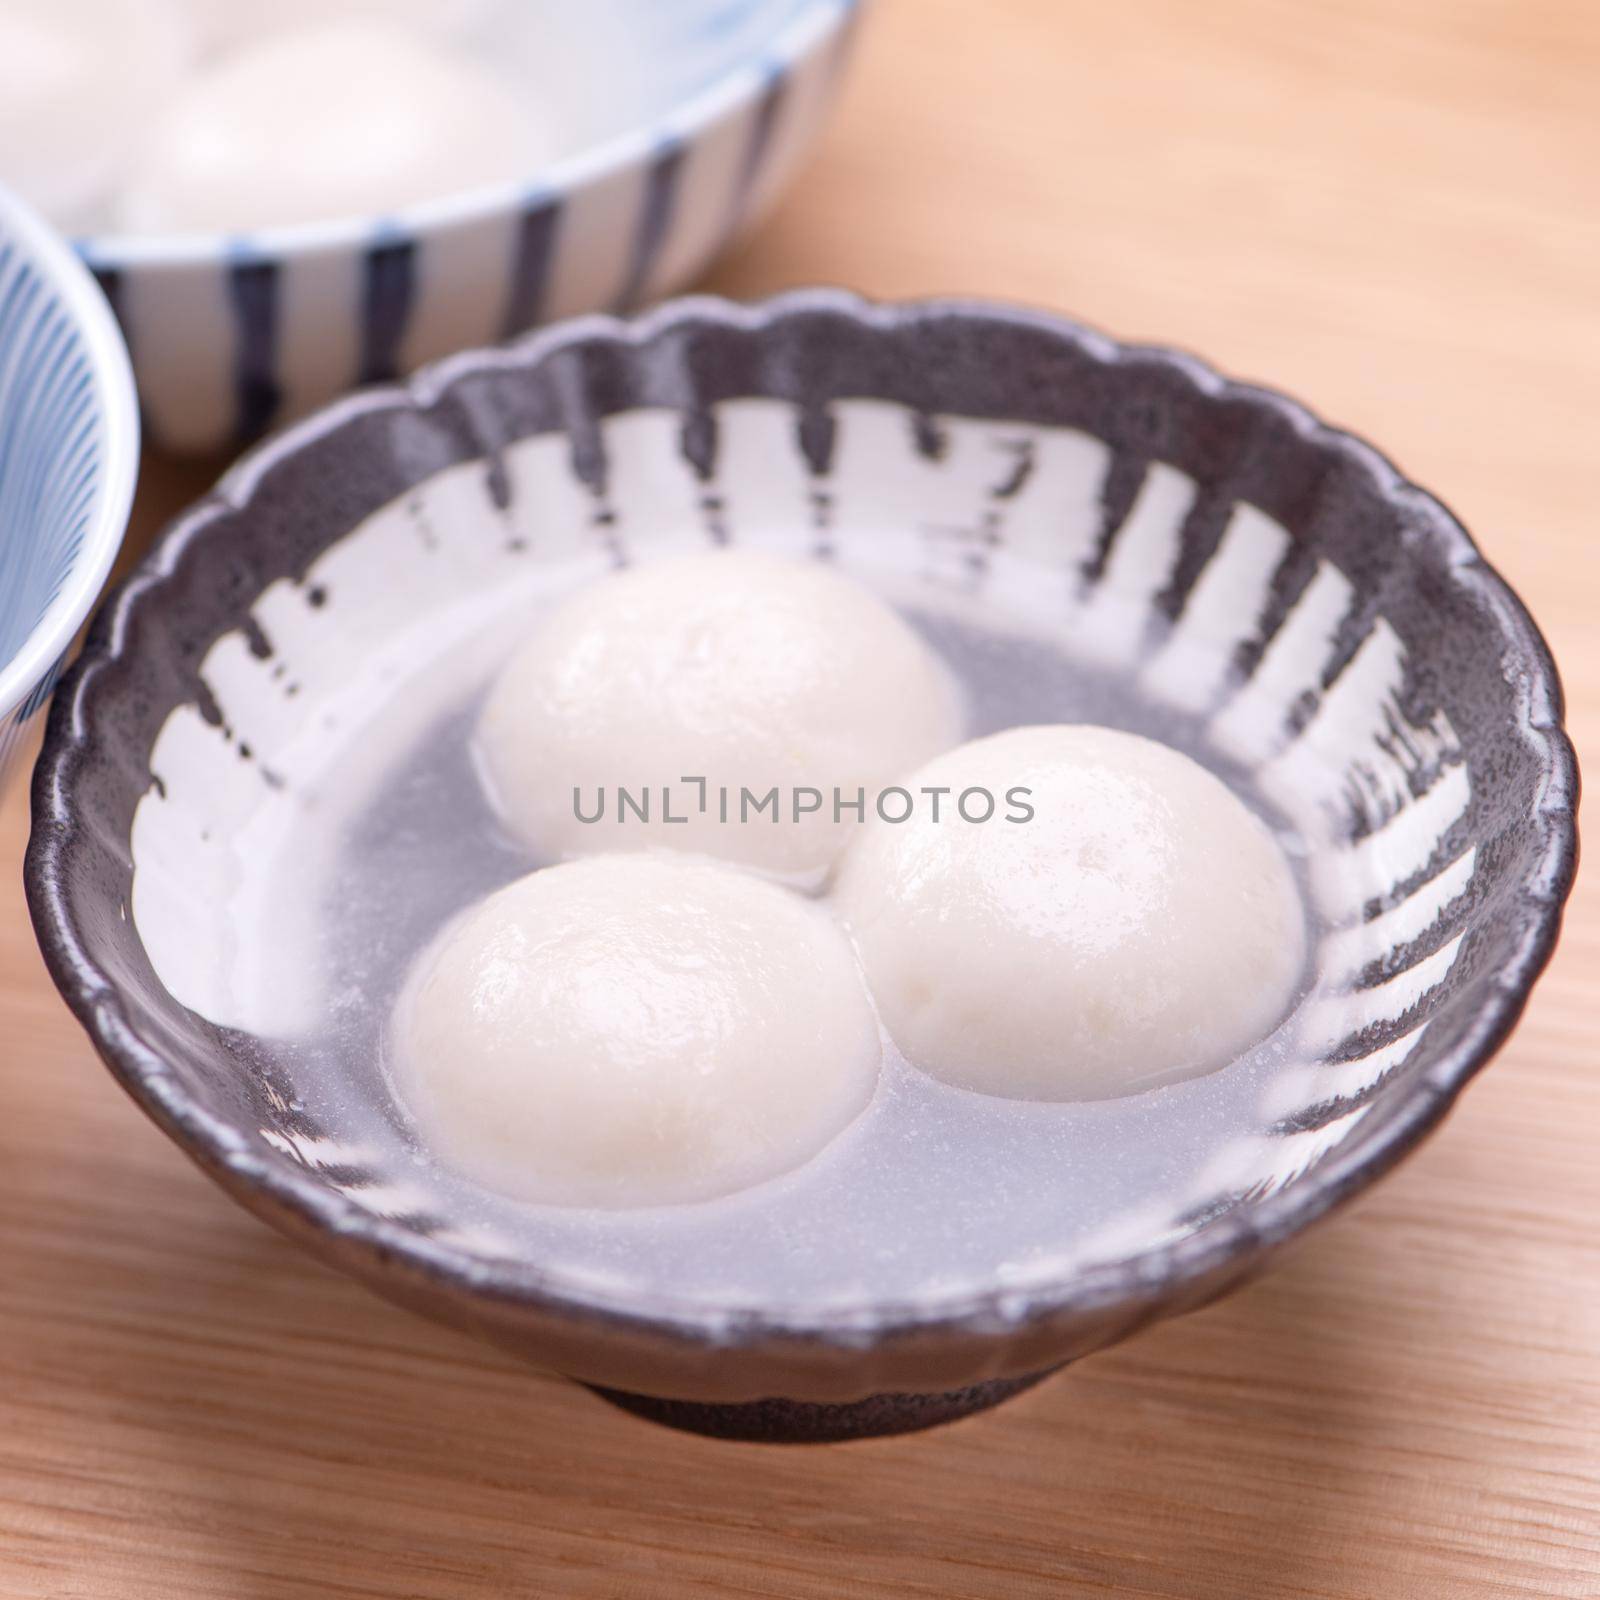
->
77;0;861;456
0;187;139;796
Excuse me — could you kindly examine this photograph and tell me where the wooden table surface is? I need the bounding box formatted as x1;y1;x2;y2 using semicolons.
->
2;2;1597;1594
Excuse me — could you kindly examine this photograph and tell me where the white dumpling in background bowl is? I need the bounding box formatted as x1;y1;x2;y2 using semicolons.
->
117;20;545;233
54;0;861;453
181;0;494;51
0;0;192;227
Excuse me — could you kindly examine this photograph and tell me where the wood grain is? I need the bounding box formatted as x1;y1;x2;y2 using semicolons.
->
2;1;1597;1593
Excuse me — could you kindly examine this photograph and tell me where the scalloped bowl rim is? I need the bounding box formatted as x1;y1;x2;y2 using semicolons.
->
25;290;1579;1355
0;186;139;726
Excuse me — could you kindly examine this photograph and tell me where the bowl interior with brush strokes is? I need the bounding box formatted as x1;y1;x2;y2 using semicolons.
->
26;292;1576;1441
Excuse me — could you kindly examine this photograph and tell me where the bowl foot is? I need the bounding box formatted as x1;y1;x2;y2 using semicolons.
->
587;1365;1063;1443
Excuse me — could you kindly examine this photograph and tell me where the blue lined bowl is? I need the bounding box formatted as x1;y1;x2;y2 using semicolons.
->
76;0;861;456
0;187;138;795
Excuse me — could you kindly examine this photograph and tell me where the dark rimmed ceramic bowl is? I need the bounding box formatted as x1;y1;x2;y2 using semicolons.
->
26;292;1577;1442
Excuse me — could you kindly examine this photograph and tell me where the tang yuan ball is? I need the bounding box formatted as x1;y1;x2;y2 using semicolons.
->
833;725;1307;1102
0;0;191;226
182;0;491;52
117;21;539;233
476;551;964;882
390;855;882;1208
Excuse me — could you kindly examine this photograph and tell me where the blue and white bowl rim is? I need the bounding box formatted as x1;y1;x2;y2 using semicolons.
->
0;187;139;722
